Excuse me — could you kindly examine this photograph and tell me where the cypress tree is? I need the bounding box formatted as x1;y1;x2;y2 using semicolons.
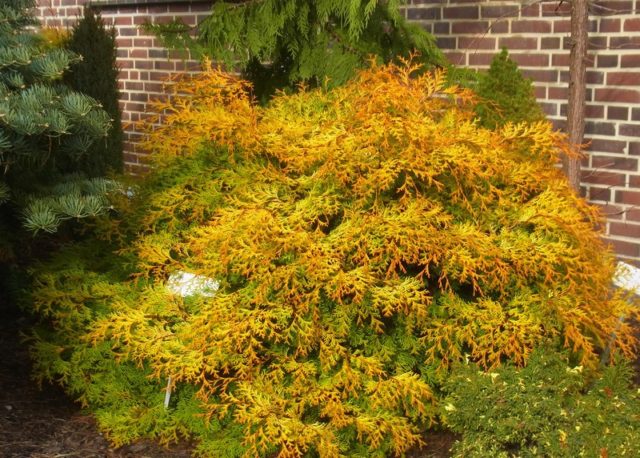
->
65;7;123;176
474;49;545;129
147;0;444;100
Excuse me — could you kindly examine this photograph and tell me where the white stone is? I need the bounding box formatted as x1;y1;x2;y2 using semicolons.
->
613;261;640;296
167;270;219;297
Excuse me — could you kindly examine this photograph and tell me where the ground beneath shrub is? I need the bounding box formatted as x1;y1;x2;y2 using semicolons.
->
0;302;458;457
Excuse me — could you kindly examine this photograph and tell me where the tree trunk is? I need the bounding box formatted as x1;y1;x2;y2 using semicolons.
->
563;0;589;192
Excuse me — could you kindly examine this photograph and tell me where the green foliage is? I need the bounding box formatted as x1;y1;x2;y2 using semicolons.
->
474;48;545;129
65;8;124;176
0;0;112;238
29;62;638;457
442;349;640;457
146;0;444;100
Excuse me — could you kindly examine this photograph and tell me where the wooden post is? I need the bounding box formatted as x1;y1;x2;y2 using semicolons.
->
563;0;589;192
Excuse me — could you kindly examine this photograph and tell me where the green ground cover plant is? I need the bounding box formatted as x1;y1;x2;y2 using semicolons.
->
27;61;638;457
442;349;640;457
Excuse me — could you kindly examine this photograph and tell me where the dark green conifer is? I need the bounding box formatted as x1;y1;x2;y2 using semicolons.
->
65;7;123;176
0;0;113;241
147;0;444;100
475;48;545;129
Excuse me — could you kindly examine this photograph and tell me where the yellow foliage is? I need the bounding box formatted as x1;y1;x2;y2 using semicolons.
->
33;60;638;456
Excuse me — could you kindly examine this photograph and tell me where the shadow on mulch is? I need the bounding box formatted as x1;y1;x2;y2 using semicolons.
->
0;297;192;458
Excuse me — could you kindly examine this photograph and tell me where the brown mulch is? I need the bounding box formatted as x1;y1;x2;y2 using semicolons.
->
0;302;193;458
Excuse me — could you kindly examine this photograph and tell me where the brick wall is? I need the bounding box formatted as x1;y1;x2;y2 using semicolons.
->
406;0;640;265
37;0;212;172
36;0;640;264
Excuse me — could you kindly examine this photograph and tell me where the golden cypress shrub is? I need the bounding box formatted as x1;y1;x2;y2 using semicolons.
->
30;60;638;457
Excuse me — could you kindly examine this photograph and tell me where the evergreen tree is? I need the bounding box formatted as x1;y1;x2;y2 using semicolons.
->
65;7;123;176
0;0;113;242
474;48;545;129
148;0;444;100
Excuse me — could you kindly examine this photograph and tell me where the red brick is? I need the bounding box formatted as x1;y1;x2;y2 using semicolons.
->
585;105;605;119
554;20;571;33
125;102;146;112
591;1;634;15
595;88;640;103
498;37;537;50
619;124;640;137
521;3;540;17
586;71;605;85
588;37;608;50
608;106;629;121
510;54;549;67
116;38;133;47
133;16;148;25
407;7;441;20
597;55;618;67
144;5;169;14
616;190;640;205
111;16;133;26
443;6;478;19
552;53;570;66
119;27;138;37
600;18;621;32
592;155;638;170
542;1;571;16
467;53;493;66
610;37;640;49
437;37;457;49
621;55;640;68
582;170;626;186
481;5;518;18
588;187;611;202
548;87;569;100
511;20;552;33
154;61;175;71
605;238;640;258
489;21;509;34
451;21;490;34
607;72;640;86
521;69;558;83
458;37;496;49
585;121;615;136
624;18;640;31
539;102;557;116
594;203;625;220
124;81;143;91
609;222;640;238
627;208;640;221
541;37;561;49
133;38;154;47
129;49;148;59
434;22;450;34
444;52;466;65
